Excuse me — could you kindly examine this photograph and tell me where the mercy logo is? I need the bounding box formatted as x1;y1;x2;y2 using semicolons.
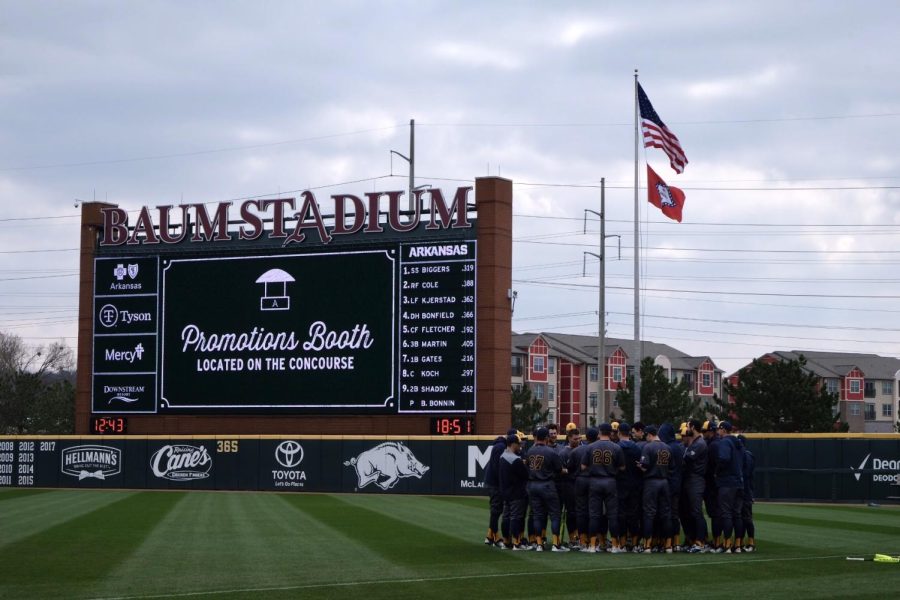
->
105;343;145;364
61;445;121;480
851;453;870;482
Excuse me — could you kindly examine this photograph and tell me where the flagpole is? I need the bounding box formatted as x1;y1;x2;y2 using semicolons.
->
633;69;642;423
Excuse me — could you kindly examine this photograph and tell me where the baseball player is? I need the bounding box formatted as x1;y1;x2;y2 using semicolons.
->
659;423;684;551
525;427;569;552
582;423;625;553
483;429;514;546
715;422;744;553
703;420;722;549
615;422;643;551
638;425;672;553
737;434;756;552
683;419;709;553
498;434;529;550
569;426;597;550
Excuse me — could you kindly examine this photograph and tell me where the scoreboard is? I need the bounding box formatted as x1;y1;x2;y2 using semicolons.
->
91;239;476;415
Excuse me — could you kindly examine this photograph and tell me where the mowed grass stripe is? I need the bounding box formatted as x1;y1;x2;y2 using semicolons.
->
0;491;183;599
0;490;138;550
284;494;509;572
755;511;900;536
0;488;53;502
99;491;413;599
756;502;900;526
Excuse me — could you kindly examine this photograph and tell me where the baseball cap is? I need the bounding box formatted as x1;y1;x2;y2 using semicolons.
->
702;420;717;432
718;421;733;431
506;428;518;436
644;425;658;436
632;421;645;431
565;422;578;432
535;427;550;440
598;423;613;435
516;430;526;442
586;427;599;442
618;422;632;434
506;434;521;446
679;422;690;436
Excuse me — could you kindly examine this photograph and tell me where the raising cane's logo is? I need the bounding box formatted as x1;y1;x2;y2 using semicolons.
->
150;444;212;481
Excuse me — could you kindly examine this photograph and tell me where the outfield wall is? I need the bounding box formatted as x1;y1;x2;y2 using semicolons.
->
1;435;898;502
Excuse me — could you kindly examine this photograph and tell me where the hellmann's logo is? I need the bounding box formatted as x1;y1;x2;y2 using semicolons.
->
61;445;121;480
851;454;900;483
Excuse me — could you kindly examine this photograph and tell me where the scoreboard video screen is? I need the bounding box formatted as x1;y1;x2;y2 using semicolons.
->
91;239;476;415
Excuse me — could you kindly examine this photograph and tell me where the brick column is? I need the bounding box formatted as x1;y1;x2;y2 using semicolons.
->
475;177;513;435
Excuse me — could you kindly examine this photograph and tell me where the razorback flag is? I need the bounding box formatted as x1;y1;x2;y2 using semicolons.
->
638;83;688;173
647;164;685;222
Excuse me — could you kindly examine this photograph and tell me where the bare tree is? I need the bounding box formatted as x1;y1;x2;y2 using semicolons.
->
0;332;75;434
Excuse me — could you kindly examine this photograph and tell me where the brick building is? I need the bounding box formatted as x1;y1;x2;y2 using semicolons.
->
511;332;724;427
729;351;900;433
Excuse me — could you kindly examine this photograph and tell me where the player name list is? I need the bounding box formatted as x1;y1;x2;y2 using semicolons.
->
398;240;476;413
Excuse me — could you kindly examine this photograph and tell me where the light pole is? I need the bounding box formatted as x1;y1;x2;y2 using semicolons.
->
390;118;415;212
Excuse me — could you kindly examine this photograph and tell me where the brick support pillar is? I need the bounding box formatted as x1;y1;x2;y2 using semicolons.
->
475;177;513;434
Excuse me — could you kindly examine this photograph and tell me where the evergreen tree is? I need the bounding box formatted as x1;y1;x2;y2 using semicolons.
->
715;355;837;432
510;384;548;432
615;357;702;425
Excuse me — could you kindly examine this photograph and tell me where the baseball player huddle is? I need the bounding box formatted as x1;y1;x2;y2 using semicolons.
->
483;419;756;554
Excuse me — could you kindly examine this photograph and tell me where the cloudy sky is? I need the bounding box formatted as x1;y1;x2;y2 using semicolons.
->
1;1;898;374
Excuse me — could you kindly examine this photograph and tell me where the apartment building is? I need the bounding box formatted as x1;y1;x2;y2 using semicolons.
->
511;331;724;427
729;351;900;433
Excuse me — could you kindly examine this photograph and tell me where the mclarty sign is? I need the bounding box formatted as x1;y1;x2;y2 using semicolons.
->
100;187;473;247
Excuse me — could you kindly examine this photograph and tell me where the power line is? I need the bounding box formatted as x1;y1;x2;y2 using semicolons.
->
0;126;404;172
514;213;900;227
514;279;900;299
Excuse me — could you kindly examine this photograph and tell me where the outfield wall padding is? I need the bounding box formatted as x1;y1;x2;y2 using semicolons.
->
1;436;898;502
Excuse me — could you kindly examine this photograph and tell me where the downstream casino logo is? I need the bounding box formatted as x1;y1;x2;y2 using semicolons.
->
344;442;429;491
150;444;212;481
61;445;121;480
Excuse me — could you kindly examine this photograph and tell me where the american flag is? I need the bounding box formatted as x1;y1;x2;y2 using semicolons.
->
638;83;688;173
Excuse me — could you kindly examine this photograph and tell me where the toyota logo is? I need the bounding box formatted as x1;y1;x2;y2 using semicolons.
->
275;441;304;468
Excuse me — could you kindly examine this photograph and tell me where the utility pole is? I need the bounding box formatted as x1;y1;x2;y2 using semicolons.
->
583;179;620;426
390;118;416;212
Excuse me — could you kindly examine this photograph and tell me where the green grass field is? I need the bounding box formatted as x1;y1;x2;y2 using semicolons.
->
1;489;899;599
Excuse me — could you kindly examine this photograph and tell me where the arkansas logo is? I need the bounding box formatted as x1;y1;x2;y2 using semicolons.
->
344;442;429;491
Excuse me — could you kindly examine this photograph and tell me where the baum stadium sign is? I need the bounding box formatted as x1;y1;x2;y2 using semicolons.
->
91;187;478;417
99;188;472;247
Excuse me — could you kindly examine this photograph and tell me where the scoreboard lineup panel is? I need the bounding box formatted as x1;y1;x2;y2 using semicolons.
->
91;239;476;416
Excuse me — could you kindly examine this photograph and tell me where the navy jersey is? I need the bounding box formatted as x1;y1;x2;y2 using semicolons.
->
743;447;755;500
582;439;624;478
640;440;671;479
705;436;720;484
556;444;575;481
617;439;643;486
666;439;685;491
569;443;592;479
498;449;529;500
482;436;506;487
525;444;563;481
715;436;743;488
683;437;708;479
